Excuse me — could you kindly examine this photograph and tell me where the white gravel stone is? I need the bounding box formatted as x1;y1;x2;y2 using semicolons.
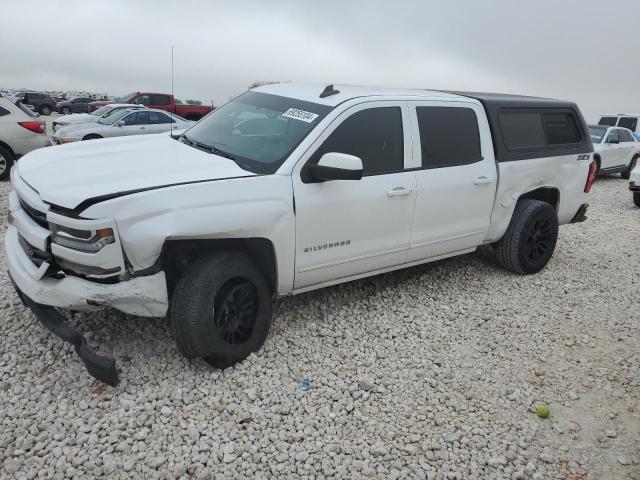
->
0;171;638;479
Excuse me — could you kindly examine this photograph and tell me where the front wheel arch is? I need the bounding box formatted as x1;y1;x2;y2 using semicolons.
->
82;134;102;141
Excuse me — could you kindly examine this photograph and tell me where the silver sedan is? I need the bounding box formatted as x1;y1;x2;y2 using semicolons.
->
53;108;194;144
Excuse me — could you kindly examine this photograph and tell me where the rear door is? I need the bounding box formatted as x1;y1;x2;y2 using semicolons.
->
147;111;174;133
407;101;497;261
617;129;638;165
292;101;417;289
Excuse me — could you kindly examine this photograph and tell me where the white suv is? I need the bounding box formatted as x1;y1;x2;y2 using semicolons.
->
6;83;595;385
588;125;639;178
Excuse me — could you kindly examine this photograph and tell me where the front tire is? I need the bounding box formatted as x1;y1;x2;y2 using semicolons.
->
171;252;272;369
494;199;559;274
634;192;640;208
0;146;14;181
622;156;637;180
39;105;52;115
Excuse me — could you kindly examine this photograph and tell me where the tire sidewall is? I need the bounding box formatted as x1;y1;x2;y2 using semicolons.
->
173;253;272;360
516;203;558;274
0;147;14;181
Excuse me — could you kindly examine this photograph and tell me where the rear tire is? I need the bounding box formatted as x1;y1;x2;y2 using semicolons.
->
634;192;640;208
39;105;52;115
622;156;637;179
61;107;71;115
0;146;14;181
494;199;559;274
171;252;272;369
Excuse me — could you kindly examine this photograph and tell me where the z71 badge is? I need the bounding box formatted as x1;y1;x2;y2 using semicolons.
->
304;240;351;253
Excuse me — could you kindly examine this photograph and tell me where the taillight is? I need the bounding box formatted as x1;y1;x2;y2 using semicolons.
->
18;121;46;134
584;161;597;193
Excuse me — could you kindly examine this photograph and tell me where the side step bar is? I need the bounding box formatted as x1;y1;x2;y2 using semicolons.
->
9;273;119;386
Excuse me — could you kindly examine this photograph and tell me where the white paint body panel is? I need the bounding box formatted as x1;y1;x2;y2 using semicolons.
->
5;83;592;317
592;126;640;170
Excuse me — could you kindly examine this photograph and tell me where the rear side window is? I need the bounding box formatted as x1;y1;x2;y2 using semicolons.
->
151;95;171;105
618;117;638;131
416;107;482;168
313;107;404;176
598;116;618;126
0;105;10;117
148;111;173;124
500;111;582;150
543;113;581;145
500;112;546;149
619;129;634;142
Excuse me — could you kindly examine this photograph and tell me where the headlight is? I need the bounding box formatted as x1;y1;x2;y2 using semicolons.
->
50;224;115;253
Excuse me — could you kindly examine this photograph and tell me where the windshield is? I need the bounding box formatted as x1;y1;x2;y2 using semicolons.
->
589;126;607;144
115;92;136;103
91;105;112;116
182;91;333;174
98;108;130;125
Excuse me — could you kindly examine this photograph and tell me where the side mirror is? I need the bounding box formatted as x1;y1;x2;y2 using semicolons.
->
302;152;363;183
116;121;125;127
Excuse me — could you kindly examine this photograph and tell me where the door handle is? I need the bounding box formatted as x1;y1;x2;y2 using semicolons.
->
473;176;492;185
387;187;412;197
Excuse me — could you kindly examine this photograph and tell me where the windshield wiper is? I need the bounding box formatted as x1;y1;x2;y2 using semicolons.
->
179;135;254;170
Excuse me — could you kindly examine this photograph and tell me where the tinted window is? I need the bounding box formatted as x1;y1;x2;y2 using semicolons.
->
416;107;481;168
618;117;638;131
619;130;634;142
148;111;172;124
0;106;10;117
151;95;171;105
598;116;618;126
133;95;152;106
605;129;619;143
588;126;607;144
543;113;581;145
123;111;148;125
313;107;404;175
500;112;546;149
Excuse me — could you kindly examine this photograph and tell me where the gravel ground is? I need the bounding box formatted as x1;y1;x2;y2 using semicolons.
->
0;172;639;479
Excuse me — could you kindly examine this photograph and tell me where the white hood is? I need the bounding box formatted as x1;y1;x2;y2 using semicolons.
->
17;134;255;210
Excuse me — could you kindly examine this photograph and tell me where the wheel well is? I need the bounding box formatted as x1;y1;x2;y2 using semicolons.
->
519;187;560;211
0;141;15;158
82;134;102;140
593;153;601;165
160;238;277;296
185;114;201;121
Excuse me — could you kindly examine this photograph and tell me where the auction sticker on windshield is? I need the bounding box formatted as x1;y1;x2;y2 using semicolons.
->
282;108;319;123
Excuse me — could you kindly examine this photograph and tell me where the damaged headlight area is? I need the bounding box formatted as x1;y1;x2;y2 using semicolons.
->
50;224;116;253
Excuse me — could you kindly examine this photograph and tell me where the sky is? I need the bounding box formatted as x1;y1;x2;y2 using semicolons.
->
0;0;636;121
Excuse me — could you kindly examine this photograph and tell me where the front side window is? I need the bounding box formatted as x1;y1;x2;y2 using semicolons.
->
416;106;481;169
92;105;112;116
598;116;618;126
618;117;638;132
123;111;148;125
606;129;619;143
133;95;152;106
183;91;332;174
99;109;130;125
619;129;633;142
311;107;404;176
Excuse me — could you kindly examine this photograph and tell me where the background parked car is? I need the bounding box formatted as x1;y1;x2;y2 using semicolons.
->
55;96;95;115
53;108;194;143
0;95;51;180
53;103;145;132
14;91;56;115
598;114;640;141
588;124;640;178
88;91;213;120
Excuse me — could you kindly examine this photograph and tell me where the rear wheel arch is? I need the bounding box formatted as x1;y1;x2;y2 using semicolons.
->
160;237;278;297
593;154;601;174
518;186;560;211
0;141;15;158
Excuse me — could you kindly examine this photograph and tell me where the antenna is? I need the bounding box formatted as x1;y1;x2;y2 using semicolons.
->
171;45;174;99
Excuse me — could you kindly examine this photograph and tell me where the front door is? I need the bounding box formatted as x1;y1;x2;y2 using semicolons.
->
117;110;149;136
292;102;417;290
407;101;497;261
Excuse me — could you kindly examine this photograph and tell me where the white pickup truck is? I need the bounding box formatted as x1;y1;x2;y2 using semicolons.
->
6;84;595;385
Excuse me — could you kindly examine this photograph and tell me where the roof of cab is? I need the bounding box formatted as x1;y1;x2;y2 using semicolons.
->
252;83;466;106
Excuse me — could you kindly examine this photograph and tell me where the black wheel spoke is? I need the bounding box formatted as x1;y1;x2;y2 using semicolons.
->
212;279;259;345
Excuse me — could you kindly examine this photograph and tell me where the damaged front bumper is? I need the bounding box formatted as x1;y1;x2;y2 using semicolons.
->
10;274;120;386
